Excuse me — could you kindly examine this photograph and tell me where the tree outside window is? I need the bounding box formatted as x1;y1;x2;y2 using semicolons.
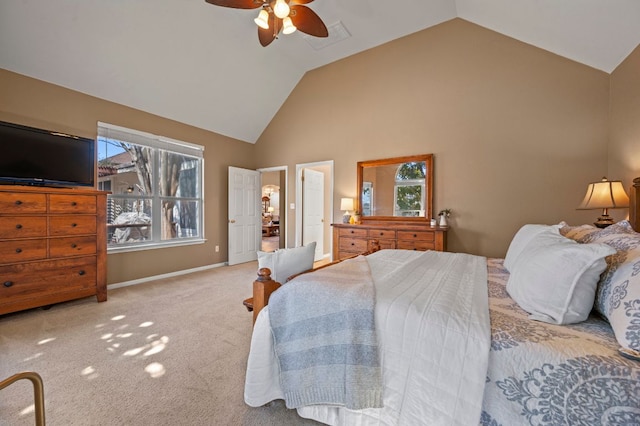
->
97;123;204;249
394;162;426;217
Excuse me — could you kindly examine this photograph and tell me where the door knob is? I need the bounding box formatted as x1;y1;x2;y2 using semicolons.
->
229;219;236;224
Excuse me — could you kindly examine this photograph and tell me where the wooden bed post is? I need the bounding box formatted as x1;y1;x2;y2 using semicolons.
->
631;178;640;232
252;268;281;325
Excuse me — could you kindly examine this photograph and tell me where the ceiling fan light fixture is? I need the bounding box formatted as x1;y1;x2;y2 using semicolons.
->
254;9;269;29
273;0;290;19
282;16;296;34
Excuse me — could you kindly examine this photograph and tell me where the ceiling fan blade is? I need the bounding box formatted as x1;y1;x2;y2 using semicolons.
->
290;0;315;4
205;0;263;9
289;5;328;37
258;13;281;47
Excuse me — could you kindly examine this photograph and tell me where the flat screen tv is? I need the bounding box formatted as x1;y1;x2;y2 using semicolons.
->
0;120;95;188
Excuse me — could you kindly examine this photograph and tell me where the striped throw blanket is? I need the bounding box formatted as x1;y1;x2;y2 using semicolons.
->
268;255;383;410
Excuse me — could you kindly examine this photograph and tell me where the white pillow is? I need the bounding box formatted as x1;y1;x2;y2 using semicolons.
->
506;227;616;325
257;241;317;283
503;224;561;272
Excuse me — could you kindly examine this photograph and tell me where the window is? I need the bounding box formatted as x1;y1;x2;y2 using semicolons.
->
394;162;426;217
97;122;204;251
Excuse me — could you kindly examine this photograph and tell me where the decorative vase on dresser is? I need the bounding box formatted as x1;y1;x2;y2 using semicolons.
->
332;219;448;261
0;185;108;315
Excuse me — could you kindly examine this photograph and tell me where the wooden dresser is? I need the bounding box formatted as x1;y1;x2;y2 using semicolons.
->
0;185;108;315
332;220;447;260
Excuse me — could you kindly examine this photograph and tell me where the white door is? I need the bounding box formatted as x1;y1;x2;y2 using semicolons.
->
228;166;261;265
302;168;324;261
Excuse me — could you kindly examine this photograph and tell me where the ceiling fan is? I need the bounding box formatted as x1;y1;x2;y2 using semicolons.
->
205;0;328;47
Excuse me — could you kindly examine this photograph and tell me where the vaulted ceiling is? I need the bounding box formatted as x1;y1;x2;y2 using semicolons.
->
1;0;639;143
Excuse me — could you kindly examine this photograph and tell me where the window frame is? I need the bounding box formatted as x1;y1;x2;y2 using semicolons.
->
97;122;205;253
393;162;426;217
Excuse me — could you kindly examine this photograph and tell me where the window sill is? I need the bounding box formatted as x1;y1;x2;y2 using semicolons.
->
107;238;206;254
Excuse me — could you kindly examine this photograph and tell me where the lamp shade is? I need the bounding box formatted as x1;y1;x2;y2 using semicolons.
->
577;178;629;210
282;16;296;34
340;198;354;211
254;9;269;30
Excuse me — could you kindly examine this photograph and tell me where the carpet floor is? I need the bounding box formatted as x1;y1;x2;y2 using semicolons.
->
0;261;320;425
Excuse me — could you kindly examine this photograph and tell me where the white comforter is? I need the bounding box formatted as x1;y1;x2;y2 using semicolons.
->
244;249;491;425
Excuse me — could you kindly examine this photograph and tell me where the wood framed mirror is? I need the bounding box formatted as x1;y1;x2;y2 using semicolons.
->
357;154;433;221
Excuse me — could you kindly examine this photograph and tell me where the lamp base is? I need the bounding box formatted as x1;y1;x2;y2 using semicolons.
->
342;213;351;224
594;215;615;228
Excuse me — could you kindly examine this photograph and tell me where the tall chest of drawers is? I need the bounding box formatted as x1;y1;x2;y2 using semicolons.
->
0;186;108;315
332;221;447;260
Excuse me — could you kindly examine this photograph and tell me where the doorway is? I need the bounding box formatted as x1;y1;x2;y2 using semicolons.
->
259;166;287;252
295;161;333;262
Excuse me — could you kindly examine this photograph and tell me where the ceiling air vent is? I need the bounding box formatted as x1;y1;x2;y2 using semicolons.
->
303;21;351;50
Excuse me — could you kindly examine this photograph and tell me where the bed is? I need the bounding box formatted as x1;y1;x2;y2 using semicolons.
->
243;180;640;425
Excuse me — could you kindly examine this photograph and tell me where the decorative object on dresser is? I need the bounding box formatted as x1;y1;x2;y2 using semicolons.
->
438;208;451;226
577;177;630;228
332;221;447;260
340;197;354;224
0;185;108;315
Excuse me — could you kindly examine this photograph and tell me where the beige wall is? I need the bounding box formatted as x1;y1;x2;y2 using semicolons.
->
609;44;640;188
254;19;611;257
0;69;255;284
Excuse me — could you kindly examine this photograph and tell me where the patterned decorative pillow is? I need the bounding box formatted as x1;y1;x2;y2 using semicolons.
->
558;221;601;242
579;221;640;353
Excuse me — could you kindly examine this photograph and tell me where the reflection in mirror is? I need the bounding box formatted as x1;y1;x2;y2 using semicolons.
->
357;154;433;221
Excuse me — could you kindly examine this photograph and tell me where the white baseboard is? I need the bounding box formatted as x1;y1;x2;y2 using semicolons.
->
108;262;228;290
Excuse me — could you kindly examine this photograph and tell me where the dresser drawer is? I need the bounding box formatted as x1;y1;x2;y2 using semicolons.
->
0;240;47;263
397;230;435;242
368;228;396;240
0;192;46;213
49;216;97;236
339;238;368;253
397;240;436;251
0;257;97;300
0;217;47;239
338;227;368;238
375;239;396;250
49;195;97;214
49;236;97;257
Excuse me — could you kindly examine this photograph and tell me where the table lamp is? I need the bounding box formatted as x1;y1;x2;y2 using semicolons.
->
340;198;354;223
577;177;629;228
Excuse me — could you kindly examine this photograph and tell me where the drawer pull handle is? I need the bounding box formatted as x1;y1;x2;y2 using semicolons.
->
3;281;13;288
78;270;86;276
71;202;77;206
71;223;77;227
15;224;23;229
413;234;417;238
380;232;384;236
351;242;355;246
15;248;22;253
15;200;22;205
71;243;78;248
